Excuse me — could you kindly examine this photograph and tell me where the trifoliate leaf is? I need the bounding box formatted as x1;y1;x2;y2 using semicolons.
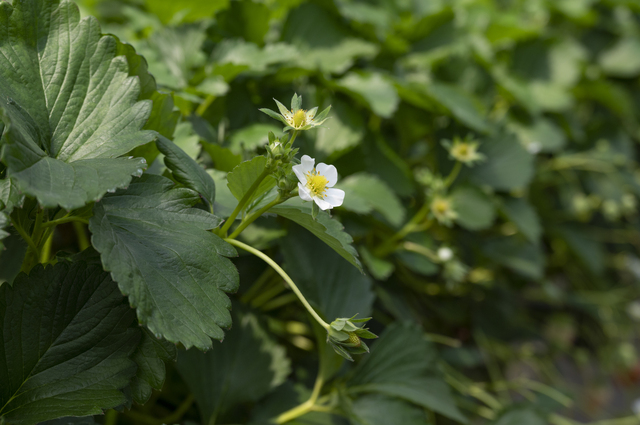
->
0;0;156;210
0;261;140;424
90;174;239;350
177;309;290;424
348;323;467;424
281;224;374;320
157;135;216;212
272;198;363;272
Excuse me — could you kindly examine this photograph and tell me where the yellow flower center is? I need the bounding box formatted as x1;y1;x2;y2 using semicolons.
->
452;143;471;159
432;198;451;215
293;109;307;128
348;332;361;346
305;172;329;198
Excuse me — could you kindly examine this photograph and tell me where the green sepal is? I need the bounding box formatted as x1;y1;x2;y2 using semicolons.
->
312;201;320;220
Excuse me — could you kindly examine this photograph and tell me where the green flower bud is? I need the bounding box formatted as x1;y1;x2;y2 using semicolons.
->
327;315;377;361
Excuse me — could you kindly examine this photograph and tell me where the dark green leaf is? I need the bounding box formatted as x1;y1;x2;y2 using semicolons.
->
337;72;399;118
177;309;290;424
350;394;431;425
0;231;27;285
468;134;534;191
0;0;155;210
451;185;496;231
426;83;490;133
216;0;271;45
90;174;239;350
129;329;177;405
337;173;405;227
157;135;216;211
272;198;362;272
348;323;466;423
281;224;374;320
0;261;140;424
501;197;542;243
227;156;276;209
483;237;545;279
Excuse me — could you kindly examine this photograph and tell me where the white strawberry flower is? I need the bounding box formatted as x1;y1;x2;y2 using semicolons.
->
260;93;331;132
293;155;345;210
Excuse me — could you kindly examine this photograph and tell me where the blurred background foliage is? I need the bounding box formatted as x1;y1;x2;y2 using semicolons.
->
63;0;640;423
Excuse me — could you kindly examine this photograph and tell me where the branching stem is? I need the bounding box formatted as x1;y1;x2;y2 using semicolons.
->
227;195;283;239
218;168;271;237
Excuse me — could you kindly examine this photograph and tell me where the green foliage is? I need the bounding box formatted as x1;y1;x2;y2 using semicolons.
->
0;260;140;424
177;309;290;424
2;0;640;423
90;174;238;350
0;0;155;210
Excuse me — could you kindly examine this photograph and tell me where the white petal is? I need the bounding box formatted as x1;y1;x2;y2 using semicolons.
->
324;188;345;207
275;98;292;119
292;164;307;184
314;196;333;210
315;163;338;187
300;155;315;173
298;183;313;202
306;107;318;120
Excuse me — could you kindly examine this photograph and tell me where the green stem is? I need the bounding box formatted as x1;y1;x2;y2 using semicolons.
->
275;372;325;424
73;222;91;251
227;195;283;239
288;130;299;146
260;293;298;312
225;238;330;330
374;205;432;257
218;168;271;237
40;230;54;263
10;217;39;259
444;161;462;187
41;216;89;228
195;94;216;117
402;241;440;262
104;409;118;425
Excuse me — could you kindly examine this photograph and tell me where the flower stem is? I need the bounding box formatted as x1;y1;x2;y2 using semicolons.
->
227;195;283;239
41;215;89;228
444;161;463;188
374;204;432;257
224;238;330;330
218;168;271;237
73;222;91;251
275;373;325;424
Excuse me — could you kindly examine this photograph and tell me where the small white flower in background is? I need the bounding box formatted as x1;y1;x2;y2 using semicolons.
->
260;93;331;132
293;155;345;210
437;247;453;262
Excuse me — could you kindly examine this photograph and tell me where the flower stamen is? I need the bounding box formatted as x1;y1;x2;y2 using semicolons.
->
305;171;329;198
293;109;307;128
